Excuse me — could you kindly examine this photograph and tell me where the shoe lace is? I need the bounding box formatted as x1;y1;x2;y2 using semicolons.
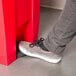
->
29;38;45;48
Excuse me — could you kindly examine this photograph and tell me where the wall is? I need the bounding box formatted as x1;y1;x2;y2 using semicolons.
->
40;0;66;10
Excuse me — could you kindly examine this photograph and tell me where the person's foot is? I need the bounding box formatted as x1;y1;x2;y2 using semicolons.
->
19;38;62;63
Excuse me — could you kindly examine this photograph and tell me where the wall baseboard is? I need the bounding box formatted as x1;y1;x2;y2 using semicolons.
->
40;4;63;10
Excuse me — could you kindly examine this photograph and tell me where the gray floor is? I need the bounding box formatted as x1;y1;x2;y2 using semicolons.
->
0;7;76;76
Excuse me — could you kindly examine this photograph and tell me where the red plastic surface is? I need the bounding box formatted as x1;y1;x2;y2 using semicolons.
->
0;0;40;65
0;0;16;65
16;0;31;41
16;0;40;43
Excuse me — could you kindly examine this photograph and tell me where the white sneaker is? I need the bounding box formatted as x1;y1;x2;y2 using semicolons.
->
19;40;62;63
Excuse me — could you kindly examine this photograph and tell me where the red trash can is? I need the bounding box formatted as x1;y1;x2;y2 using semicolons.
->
0;0;40;65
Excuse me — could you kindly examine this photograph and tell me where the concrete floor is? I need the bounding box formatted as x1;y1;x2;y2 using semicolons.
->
0;7;76;76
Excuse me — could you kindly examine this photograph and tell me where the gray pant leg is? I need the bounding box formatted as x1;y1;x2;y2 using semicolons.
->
43;0;76;54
